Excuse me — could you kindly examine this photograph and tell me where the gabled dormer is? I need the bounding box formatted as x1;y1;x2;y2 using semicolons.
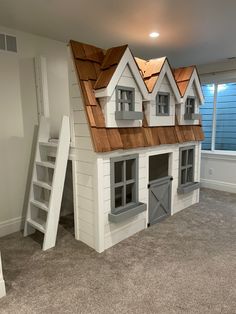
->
174;66;204;125
94;46;149;128
136;57;181;127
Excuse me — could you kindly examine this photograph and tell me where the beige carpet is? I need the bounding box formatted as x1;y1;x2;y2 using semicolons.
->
0;188;236;314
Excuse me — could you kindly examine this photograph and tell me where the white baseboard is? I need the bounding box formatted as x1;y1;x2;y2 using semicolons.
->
201;179;236;194
0;216;24;238
0;279;6;298
0;253;6;298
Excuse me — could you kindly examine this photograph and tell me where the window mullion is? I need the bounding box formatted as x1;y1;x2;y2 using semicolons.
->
211;83;218;151
123;161;126;207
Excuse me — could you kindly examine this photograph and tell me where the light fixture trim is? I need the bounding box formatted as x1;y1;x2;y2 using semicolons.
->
149;32;160;38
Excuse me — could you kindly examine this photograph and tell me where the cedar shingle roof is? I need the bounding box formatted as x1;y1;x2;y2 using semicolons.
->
70;40;204;153
173;66;195;97
94;45;128;90
135;57;166;92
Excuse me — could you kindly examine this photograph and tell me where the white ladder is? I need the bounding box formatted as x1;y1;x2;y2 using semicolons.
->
24;116;70;251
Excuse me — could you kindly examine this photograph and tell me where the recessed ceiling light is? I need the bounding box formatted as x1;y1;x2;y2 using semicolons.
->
149;32;160;38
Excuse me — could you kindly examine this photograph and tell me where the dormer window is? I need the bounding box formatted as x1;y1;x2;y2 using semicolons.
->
185;97;195;114
116;86;134;112
156;92;170;116
115;86;143;120
184;97;198;120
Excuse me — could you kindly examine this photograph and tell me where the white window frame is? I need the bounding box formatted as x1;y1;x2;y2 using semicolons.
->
202;79;236;153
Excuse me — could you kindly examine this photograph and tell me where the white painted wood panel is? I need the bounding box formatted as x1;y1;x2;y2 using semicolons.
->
68;51;97;249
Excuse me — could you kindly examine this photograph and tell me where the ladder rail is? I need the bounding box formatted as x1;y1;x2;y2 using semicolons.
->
24;117;51;237
43;116;70;250
24;115;70;251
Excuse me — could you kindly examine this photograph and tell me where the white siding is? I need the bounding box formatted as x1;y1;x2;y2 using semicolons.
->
101;65;143;128
99;142;201;251
145;74;176;126
178;82;201;125
68;51;97;250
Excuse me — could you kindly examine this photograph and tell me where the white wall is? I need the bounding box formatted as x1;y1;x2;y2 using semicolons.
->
198;59;236;194
201;152;236;193
0;25;70;237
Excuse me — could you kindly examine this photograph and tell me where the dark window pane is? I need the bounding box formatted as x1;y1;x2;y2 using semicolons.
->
188;149;194;165
6;35;17;52
187;167;193;183
149;153;169;181
115;161;123;183
126;183;134;204
181;169;186;185
0;34;5;50
157;94;169;114
186;97;195;113
181;150;187;166
115;186;123;208
126;159;135;180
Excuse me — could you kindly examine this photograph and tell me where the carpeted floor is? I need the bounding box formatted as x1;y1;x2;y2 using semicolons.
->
0;188;236;314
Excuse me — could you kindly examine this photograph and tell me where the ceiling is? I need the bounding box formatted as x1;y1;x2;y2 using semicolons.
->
0;0;235;67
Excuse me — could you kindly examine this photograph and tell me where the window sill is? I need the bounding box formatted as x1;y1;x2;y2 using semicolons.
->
177;182;200;194
115;111;143;120
108;202;146;223
184;113;201;120
202;150;236;158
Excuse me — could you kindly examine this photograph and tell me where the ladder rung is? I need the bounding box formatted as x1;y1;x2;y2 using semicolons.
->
33;180;52;190
36;161;55;169
27;218;46;233
30;199;49;212
39;141;58;148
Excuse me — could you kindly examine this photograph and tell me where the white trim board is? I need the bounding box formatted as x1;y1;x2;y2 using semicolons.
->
0;217;24;238
200;179;236;194
0;253;6;298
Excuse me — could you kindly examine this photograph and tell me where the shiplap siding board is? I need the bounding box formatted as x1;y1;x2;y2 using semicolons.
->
69;52;97;249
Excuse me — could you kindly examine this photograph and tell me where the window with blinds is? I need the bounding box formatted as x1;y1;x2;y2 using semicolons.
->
201;82;236;151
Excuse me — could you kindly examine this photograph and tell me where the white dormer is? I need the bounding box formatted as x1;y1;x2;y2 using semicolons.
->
94;47;149;128
136;57;181;127
174;67;204;125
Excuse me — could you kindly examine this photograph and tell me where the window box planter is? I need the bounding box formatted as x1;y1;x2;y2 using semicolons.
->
108;202;146;223
115;111;143;120
184;113;201;120
177;182;200;194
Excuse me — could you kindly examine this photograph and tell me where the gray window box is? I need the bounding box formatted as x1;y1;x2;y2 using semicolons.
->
177;182;200;194
115;111;143;120
108;202;146;223
184;113;202;120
